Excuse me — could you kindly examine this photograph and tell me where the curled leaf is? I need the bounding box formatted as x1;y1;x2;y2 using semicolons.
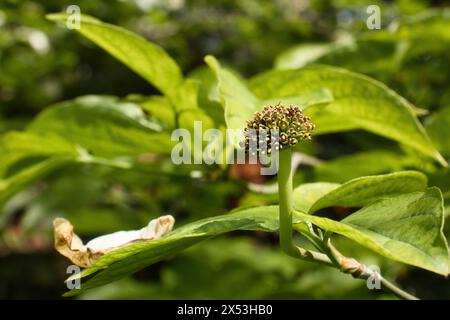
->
53;215;175;268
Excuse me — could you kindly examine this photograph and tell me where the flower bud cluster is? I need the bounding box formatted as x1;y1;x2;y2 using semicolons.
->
241;104;315;154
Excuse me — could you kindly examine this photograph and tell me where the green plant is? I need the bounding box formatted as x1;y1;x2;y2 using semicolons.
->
242;104;420;299
1;12;449;299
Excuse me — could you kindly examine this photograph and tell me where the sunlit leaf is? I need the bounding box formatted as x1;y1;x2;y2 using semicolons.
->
205;56;259;131
426;105;450;157
0;156;71;208
309;150;416;183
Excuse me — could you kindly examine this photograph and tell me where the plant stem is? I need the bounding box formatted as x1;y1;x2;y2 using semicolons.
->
278;148;296;256
277;149;334;268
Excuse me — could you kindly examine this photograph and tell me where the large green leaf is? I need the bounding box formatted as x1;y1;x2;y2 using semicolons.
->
275;41;352;70
205;56;333;134
426;105;450;157
293;171;428;213
46;13;183;96
27;96;172;158
136;96;176;130
261;88;333;111
309;150;418;183
248;65;446;166
64;205;304;296
294;187;449;275
0;131;76;177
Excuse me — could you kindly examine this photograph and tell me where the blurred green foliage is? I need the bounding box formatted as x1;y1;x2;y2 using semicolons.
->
1;0;450;299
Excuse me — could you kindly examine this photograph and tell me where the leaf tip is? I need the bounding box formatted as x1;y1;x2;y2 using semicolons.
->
45;13;67;22
204;55;219;69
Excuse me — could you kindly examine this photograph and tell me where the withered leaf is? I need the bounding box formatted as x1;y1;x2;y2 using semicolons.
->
53;215;175;268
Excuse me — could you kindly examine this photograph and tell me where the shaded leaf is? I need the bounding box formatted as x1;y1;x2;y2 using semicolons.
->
0;156;71;208
275;42;351;70
294;171;427;214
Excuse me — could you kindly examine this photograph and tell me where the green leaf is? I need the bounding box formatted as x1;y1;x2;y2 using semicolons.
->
205;55;259;131
0;96;178;208
169;78;201;112
390;8;450;44
261;88;334;110
0;131;76;177
27;96;172;158
172;79;216;131
294;187;449;275
205;56;334;136
0;131;75;208
275;42;350;70
275;9;450;79
64;205;303;296
293;182;340;213
249;65;447;166
188;66;226;125
294;182;340;212
310;150;416;183
294;171;428;214
46;13;183;96
137;96;176;130
426;105;450;157
178;109;215;133
0;156;71;208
